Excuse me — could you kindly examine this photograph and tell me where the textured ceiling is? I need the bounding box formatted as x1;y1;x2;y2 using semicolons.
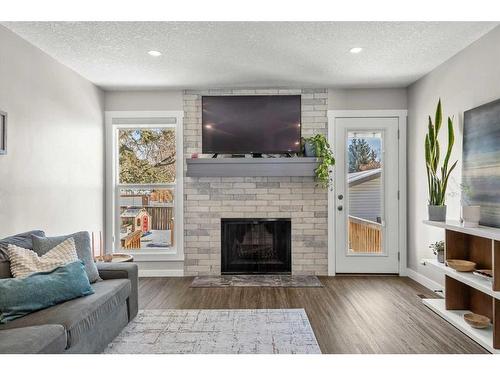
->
2;22;498;90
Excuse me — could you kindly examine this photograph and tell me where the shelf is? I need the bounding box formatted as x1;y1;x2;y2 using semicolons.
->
423;220;500;241
424;259;499;299
186;157;321;177
423;220;500;352
423;298;499;354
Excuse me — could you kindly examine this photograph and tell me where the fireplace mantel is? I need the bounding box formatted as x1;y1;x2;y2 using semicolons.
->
186;157;320;177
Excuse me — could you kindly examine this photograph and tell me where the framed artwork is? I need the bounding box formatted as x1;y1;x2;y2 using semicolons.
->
0;111;6;155
462;98;500;227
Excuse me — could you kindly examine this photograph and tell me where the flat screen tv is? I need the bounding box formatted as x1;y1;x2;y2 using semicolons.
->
202;95;301;154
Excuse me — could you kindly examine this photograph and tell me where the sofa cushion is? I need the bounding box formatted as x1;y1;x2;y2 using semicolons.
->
0;279;131;349
32;232;100;283
0;230;45;262
7;238;79;278
0;261;94;323
0;324;67;354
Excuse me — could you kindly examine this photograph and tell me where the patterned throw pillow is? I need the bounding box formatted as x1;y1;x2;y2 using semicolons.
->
32;232;100;283
7;238;79;278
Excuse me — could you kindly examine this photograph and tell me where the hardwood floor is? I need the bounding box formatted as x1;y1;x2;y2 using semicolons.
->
138;275;488;354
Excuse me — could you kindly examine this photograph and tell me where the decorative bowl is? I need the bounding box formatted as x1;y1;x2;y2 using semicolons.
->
463;313;490;329
95;253;133;263
446;259;476;272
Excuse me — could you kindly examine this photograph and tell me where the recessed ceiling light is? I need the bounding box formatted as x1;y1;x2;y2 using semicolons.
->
148;50;162;57
349;47;363;54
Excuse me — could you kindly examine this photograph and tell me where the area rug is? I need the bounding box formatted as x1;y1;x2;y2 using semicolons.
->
104;309;321;354
190;275;324;288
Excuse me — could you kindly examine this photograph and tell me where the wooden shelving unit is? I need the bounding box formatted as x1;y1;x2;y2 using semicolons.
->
423;220;500;353
424;259;498;298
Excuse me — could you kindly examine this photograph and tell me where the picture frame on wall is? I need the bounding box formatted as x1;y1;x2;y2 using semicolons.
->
0;110;6;155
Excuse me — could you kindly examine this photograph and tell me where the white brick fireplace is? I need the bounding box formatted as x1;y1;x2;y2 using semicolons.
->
183;88;328;276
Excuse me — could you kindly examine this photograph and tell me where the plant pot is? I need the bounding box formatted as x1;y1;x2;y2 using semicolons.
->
462;205;480;228
428;205;446;222
436;250;444;264
304;141;316;157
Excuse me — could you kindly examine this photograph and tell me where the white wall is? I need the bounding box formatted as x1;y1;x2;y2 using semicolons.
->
0;26;104;237
105;89;404;112
407;26;500;283
329;88;407;110
104;90;183;111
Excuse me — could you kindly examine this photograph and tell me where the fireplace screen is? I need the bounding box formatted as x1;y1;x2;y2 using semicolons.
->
221;218;291;274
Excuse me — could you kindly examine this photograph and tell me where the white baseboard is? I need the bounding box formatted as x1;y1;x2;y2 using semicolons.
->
138;269;184;277
405;268;444;296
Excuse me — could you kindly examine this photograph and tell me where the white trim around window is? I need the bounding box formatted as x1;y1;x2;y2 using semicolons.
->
105;111;184;262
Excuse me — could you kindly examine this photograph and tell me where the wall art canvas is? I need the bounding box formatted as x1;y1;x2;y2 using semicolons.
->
463;98;500;227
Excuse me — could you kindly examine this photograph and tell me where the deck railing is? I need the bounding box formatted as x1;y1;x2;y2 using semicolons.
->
348;215;382;253
121;230;142;249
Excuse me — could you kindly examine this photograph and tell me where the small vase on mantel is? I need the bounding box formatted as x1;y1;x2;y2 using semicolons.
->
428;205;447;222
304;141;316;157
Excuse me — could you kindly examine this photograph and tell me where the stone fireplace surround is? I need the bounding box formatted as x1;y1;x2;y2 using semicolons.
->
183;88;328;276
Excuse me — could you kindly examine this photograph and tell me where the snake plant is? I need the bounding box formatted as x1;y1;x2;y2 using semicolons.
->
425;99;458;206
303;134;335;188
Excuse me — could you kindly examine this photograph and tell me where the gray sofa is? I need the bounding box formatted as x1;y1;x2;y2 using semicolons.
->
0;261;138;354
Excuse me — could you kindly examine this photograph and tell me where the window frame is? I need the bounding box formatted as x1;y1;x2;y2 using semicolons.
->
105;111;184;262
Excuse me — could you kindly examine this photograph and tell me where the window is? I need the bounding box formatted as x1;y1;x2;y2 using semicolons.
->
106;112;183;257
118;128;176;185
346;131;384;254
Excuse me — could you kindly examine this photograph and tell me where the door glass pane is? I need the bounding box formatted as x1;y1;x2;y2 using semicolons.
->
118;128;176;184
119;188;174;250
346;131;384;254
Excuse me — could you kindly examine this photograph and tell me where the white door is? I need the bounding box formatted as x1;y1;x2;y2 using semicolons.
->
333;116;400;273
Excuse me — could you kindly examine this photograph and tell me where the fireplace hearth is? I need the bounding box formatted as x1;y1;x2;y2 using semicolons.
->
221;218;291;274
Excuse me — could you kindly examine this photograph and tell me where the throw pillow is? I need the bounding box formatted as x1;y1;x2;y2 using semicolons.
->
0;230;45;262
32;232;100;283
8;238;79;278
0;260;94;323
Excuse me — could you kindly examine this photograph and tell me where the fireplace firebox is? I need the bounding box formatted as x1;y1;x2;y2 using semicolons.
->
221;218;291;274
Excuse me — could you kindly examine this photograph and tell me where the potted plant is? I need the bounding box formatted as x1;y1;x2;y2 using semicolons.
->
302;134;335;188
425;99;458;221
460;183;480;227
429;240;445;263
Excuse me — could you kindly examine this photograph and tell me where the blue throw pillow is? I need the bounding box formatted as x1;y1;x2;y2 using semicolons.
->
0;261;94;323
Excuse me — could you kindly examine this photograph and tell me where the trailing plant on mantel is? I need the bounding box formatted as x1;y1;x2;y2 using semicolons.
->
303;134;335;188
425;99;458;206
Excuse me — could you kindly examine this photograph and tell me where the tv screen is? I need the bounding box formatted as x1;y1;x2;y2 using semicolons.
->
202;95;301;154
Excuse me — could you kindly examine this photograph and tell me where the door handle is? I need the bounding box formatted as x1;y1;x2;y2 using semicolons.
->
337;205;343;211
